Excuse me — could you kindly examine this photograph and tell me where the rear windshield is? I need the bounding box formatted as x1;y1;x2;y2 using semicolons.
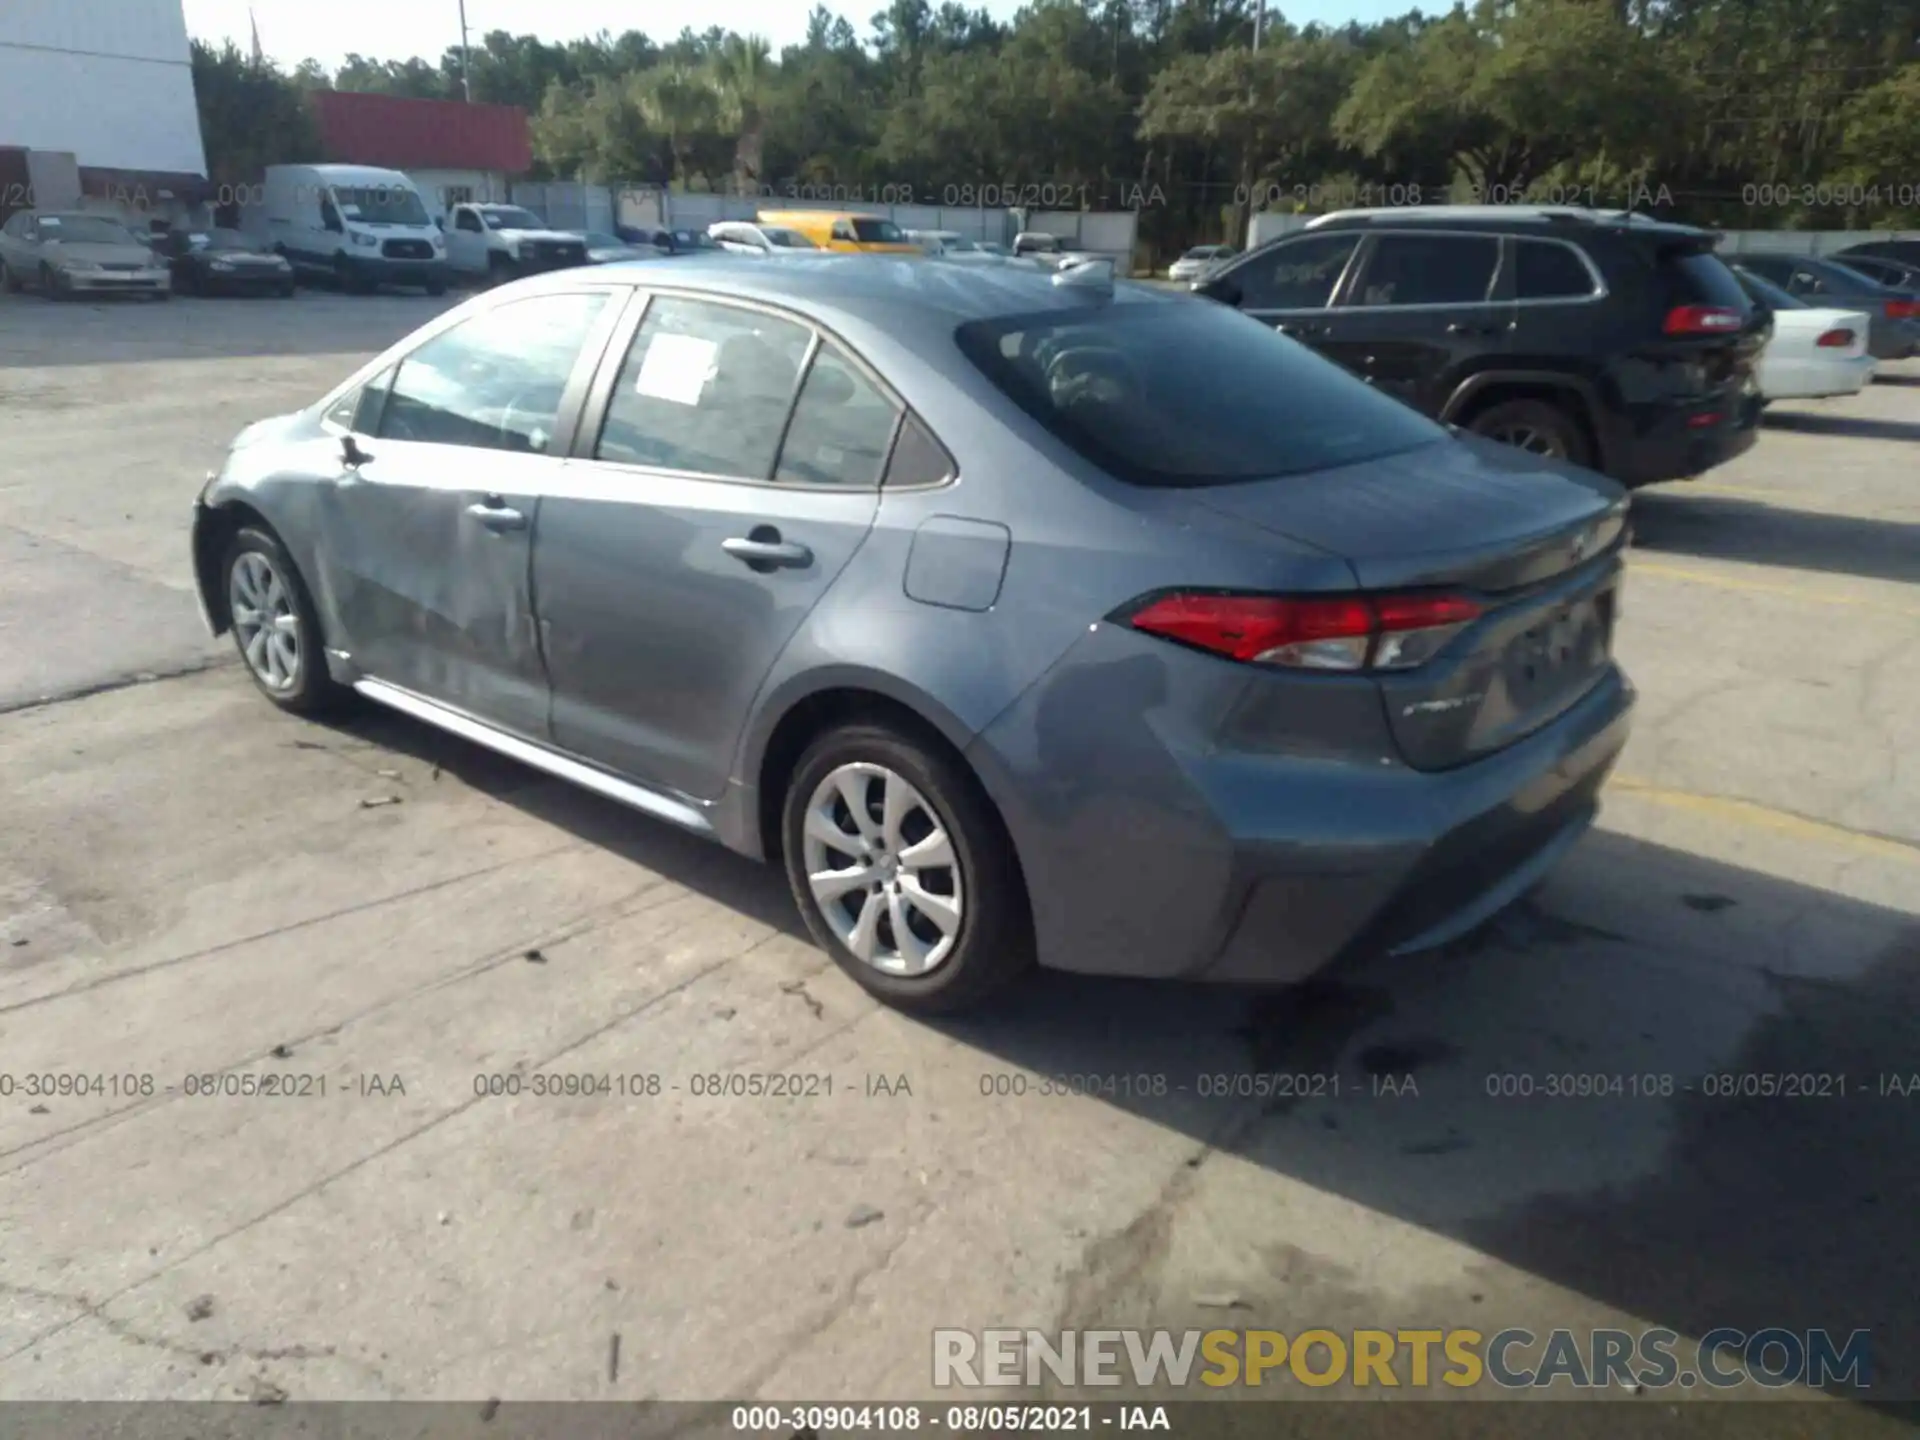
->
1662;251;1755;314
955;299;1448;488
852;218;907;244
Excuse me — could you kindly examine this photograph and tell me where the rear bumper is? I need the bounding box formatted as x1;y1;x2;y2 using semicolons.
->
970;626;1635;984
1609;392;1762;487
1758;353;1876;400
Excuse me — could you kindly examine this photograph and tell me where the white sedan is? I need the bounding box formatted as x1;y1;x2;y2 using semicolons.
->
1735;266;1876;401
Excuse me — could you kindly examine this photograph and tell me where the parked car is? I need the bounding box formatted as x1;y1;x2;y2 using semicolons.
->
905;229;990;258
708;220;822;256
1728;252;1920;361
188;256;1633;1014
1168;243;1239;283
617;226;722;256
1834;239;1920;271
580;231;662;264
1823;252;1920;293
252;164;446;295
1728;266;1875;402
1193;205;1768;487
755;210;921;254
0;210;171;299
1011;231;1104;270
155;227;296;297
442;202;589;285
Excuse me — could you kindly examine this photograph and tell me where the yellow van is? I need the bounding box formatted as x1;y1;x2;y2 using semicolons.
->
755;210;921;254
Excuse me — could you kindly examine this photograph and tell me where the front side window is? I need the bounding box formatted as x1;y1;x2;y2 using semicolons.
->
379;293;608;454
1349;234;1499;307
774;342;901;488
595;297;808;479
1235;233;1360;310
479;206;545;231
851;218;906;244
456;210;483;232
956;297;1447;488
831;220;855;242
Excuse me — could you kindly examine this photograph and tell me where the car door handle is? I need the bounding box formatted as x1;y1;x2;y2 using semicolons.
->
1446;321;1508;336
1278;322;1324;337
465;500;527;532
723;534;813;570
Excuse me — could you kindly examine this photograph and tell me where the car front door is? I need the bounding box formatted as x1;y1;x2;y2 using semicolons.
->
1318;231;1508;412
1214;230;1363;360
534;291;894;800
445;207;488;273
317;288;621;737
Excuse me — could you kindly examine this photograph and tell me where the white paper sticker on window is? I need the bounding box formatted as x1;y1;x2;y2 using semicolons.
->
634;333;718;406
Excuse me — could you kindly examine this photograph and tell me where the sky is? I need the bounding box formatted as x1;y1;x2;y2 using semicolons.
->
181;0;1418;69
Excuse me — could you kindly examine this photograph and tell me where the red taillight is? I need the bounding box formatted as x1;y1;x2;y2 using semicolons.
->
1816;327;1855;348
1124;592;1483;672
1884;299;1918;320
1664;305;1745;336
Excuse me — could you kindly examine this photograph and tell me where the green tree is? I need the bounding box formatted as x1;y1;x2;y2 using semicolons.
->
190;40;322;186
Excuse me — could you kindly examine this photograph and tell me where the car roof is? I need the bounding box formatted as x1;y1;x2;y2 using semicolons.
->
1303;204;1715;242
525;253;1173;333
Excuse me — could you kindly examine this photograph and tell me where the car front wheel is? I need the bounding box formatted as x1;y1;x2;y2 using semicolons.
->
782;723;1033;1015
222;526;345;715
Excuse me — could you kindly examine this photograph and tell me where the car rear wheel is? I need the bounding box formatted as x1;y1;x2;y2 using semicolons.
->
222;526;346;715
40;263;67;300
1467;398;1592;468
782;723;1033;1015
0;261;19;293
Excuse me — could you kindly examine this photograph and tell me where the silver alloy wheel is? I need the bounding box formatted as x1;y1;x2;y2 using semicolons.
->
801;762;964;977
1485;423;1566;458
229;551;302;693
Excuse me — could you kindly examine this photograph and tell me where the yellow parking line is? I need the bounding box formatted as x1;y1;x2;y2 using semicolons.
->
1610;777;1920;864
1626;559;1920;620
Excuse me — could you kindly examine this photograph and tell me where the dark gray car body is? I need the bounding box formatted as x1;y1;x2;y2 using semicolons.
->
190;256;1633;984
1729;253;1920;360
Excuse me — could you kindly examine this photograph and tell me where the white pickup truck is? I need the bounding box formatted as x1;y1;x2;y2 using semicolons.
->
441;202;590;283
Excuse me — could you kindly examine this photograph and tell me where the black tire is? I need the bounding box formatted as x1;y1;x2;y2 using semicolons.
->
487;253;515;288
1466;397;1593;468
424;276;448;297
0;261;19;294
278;282;297;299
781;722;1034;1015
334;254;371;294
41;263;66;300
220;525;347;716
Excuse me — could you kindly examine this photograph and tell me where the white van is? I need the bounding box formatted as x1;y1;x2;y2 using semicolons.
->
254;164;448;295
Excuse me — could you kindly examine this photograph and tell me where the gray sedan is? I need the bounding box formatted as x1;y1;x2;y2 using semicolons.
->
1729;252;1920;360
189;256;1634;1013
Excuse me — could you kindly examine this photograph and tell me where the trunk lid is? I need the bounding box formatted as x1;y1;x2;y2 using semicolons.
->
1193;436;1629;771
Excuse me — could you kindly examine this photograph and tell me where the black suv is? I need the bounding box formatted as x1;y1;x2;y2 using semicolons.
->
1193;207;1769;487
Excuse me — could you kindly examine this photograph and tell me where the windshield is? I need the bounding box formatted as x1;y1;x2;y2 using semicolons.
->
583;233;624;249
37;215;139;245
851;218;906;244
1184;247;1221;260
208;228;266;252
956;299;1448;488
1734;268;1805;310
765;228;818;249
675;230;718;249
335;186;429;226
479;206;546;231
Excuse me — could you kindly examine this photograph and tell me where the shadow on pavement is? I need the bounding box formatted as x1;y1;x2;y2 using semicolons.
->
325;703;1920;1416
1762;411;1920;443
1629;492;1920;586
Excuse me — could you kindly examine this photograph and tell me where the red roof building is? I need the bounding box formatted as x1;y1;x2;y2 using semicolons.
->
309;91;532;175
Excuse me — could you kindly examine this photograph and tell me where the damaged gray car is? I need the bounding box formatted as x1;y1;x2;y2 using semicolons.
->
190;257;1633;1014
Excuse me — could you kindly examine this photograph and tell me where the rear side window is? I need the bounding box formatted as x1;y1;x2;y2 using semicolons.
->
955;298;1447;488
774;341;901;488
852;218;906;244
884;413;954;487
1515;240;1598;299
1350;234;1499;306
1660;251;1755;316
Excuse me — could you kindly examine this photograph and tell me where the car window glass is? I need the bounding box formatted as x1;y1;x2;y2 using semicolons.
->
320;197;341;229
1351;234;1498;306
774;341;901;488
1789;268;1821;292
1515;240;1596;299
379;293;606;454
1237;233;1359;310
883;412;955;487
831;220;854;241
596;296;808;478
456;211;482;232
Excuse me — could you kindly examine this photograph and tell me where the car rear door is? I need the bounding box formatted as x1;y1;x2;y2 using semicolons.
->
534;290;894;800
318;287;621;737
1316;230;1509;413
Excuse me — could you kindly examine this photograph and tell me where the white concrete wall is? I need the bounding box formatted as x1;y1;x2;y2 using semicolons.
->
413;168;506;213
0;0;207;176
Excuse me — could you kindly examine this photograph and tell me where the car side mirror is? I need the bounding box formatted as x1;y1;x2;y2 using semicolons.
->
1197;275;1242;307
340;433;370;468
